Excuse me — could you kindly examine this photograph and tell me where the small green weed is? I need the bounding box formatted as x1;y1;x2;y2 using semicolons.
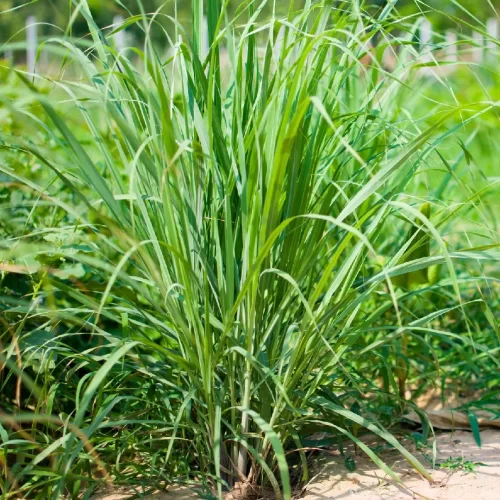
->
414;437;485;474
438;457;486;474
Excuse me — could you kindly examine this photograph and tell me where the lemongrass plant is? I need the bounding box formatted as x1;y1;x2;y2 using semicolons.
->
1;0;499;498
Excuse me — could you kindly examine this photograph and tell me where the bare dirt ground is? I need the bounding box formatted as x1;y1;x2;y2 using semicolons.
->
90;487;196;500
91;429;500;500
301;429;500;500
298;386;500;500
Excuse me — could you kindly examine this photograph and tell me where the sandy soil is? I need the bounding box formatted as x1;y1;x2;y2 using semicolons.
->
91;430;500;500
301;430;500;500
90;487;196;500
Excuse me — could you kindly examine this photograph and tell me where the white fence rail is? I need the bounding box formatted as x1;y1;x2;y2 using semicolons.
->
113;15;126;53
26;15;37;74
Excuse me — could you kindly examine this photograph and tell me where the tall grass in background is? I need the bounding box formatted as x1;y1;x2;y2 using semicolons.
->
0;0;499;498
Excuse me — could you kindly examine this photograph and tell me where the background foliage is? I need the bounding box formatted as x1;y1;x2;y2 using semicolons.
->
2;0;500;47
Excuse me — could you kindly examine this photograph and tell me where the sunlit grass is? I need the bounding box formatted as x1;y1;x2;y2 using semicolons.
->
0;1;499;499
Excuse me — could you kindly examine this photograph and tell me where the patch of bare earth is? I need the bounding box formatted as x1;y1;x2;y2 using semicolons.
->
301;429;500;500
90;486;199;500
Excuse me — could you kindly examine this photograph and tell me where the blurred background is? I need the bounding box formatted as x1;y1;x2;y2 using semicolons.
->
1;0;500;67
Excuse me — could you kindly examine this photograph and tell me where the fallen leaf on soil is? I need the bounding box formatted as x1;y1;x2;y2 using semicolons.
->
404;409;500;430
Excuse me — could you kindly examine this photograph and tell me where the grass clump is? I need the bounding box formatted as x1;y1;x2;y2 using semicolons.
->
0;0;499;498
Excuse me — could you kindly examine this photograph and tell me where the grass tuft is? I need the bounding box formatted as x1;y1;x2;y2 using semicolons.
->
0;1;499;498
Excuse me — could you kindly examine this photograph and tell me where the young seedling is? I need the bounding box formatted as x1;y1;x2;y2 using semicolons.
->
439;456;486;474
